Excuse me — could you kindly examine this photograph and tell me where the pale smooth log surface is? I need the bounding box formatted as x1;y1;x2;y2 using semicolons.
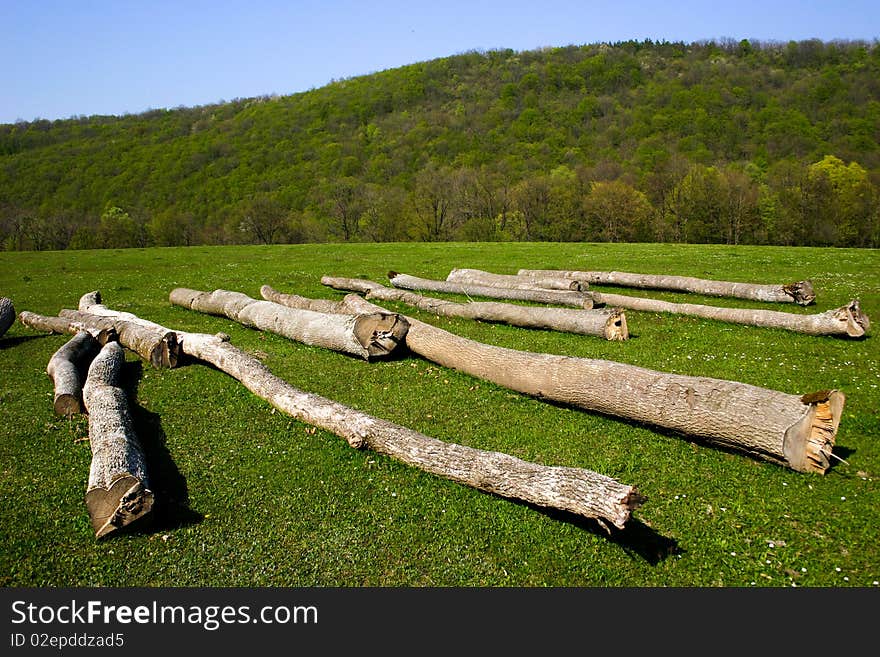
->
260;285;347;314
339;294;844;474
447;268;587;291
0;297;14;337
47;330;101;415
19;310;120;344
519;269;816;305
59;309;179;367
317;276;628;340
587;291;869;338
82;341;154;538
169;287;408;360
388;272;594;308
174;330;643;529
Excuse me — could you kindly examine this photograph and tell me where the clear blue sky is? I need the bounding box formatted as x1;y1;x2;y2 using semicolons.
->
2;0;878;124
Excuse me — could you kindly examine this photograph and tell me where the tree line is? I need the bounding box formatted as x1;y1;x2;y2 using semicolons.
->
2;38;878;250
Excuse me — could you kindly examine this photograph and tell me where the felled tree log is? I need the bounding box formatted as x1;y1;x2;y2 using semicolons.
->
388;271;594;309
447;268;587;291
82;341;154;538
169;287;409;360
258;286;348;314
18;310;118;344
519;268;816;306
0;297;15;337
339;294;845;474
47;330;102;415
584;291;869;338
63;297;643;529
312;277;628;340
56;309;180;368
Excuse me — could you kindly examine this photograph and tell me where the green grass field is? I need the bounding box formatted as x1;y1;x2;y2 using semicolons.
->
1;242;877;587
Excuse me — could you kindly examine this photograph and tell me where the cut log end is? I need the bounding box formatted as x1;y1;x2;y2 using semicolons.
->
604;309;629;341
837;299;870;337
353;312;410;359
54;393;83;416
783;280;816;306
784;390;845;474
607;486;647;531
85;475;154;539
151;332;180;368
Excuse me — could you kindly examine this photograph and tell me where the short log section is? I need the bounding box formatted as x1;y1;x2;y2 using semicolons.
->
82;341;154;538
47;330;102;415
519;268;816;305
169;287;409;360
310;278;628;340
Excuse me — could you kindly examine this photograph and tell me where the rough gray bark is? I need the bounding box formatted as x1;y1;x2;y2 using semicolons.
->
169;287;409;360
313;277;628;340
18;310;118;344
174;329;643;530
68;297;642;529
46;330;102;415
259;286;348;314
519;268;816;306
56;309;180;367
584;291;869;338
388;271;594;308
82;341;154;538
447;268;588;291
339;294;845;474
0;297;14;337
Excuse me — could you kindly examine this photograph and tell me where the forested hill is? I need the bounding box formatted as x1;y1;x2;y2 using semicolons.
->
2;38;879;250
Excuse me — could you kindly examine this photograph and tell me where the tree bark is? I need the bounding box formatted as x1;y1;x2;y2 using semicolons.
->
18;310;118;344
388;271;594;309
46;330;102;416
54;296;642;529
82;341;154;538
314;277;628;340
519;268;816;306
259;285;347;314
447;268;588;291
0;297;14;337
57;309;180;368
584;291;869;338
169;287;409;360
175;329;643;530
338;294;845;474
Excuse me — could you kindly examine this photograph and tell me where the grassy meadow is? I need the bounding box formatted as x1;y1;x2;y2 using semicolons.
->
0;241;877;587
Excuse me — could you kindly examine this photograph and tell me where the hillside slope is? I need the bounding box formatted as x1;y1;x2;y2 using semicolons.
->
2;39;879;248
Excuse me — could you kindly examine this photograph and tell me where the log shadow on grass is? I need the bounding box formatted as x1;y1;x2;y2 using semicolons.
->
524;503;681;565
0;334;45;350
119;360;203;535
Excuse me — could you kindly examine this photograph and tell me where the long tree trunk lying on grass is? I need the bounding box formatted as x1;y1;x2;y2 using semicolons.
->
47;330;102;415
447;268;587;291
176;329;643;530
388;271;594;308
586;291;869;338
51;294;643;529
338;294;845;474
83;341;154;538
309;278;628;340
519;268;816;306
0;297;15;337
405;270;868;338
169;287;409;360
